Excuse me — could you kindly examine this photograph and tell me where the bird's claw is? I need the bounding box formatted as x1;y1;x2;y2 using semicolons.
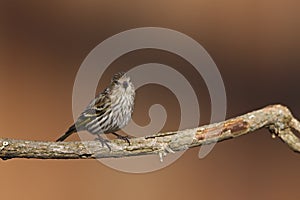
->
111;132;132;145
116;135;131;145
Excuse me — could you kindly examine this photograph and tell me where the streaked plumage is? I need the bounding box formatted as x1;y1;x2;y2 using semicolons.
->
56;72;135;147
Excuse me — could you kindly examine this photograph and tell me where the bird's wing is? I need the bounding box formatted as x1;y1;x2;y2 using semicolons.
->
75;91;112;129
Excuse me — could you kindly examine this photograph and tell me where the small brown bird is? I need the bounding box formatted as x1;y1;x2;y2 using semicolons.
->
56;72;135;149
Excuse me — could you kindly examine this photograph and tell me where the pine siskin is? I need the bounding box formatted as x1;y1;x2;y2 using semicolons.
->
56;72;135;149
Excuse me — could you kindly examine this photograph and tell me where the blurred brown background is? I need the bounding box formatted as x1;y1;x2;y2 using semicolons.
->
0;1;300;200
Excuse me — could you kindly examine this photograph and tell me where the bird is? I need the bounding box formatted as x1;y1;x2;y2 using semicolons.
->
56;72;135;149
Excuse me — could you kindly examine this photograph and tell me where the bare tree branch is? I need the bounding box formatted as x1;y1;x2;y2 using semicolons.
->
0;104;299;161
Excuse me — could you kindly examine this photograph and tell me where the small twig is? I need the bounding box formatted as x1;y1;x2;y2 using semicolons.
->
0;104;299;160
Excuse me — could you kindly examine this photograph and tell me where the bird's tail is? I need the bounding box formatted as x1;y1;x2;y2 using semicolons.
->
56;124;77;142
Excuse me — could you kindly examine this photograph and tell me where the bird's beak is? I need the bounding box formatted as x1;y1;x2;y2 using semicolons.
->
123;81;128;90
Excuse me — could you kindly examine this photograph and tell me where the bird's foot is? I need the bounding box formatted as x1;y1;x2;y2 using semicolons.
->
94;136;111;151
111;132;132;145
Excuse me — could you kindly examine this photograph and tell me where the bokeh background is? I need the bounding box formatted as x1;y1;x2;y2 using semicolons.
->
1;1;300;199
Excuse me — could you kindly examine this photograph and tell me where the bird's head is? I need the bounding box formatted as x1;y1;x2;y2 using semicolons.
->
111;72;134;94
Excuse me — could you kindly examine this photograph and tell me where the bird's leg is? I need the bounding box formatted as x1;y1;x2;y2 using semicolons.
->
95;134;111;151
111;132;132;145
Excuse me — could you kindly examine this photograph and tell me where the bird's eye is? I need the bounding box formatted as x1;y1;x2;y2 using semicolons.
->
114;80;120;85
